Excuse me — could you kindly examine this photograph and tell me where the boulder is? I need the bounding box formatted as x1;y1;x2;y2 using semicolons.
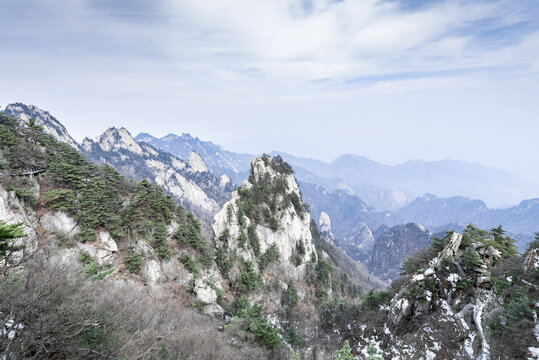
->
203;304;225;318
524;248;539;271
194;278;217;304
40;211;80;236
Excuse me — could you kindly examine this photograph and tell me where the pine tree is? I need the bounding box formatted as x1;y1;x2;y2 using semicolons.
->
489;225;517;259
335;340;358;360
0;221;25;260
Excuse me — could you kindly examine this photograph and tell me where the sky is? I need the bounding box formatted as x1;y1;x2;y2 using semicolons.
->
1;0;539;182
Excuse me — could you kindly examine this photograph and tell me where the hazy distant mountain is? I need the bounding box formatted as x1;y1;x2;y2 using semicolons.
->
270;152;539;209
395;194;488;227
368;223;433;281
395;193;539;237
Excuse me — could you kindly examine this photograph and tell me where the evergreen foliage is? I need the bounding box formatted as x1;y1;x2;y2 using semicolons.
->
124;246;142;273
175;211;213;268
335;340;358;360
461;248;484;270
259;244;281;272
281;281;299;308
236;260;262;293
0;221;25;261
247;225;261;256
361;290;391;311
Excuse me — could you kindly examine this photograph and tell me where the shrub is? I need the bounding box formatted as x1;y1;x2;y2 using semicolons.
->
78;251;114;280
283;325;304;346
124;246;142;273
282;282;299;308
247;226;261;256
362;290;391;310
335;340;358;360
461;248;483;270
216;245;236;275
238;230;247;249
0;220;25;261
259;244;280;272
236;260;262;293
179;253;198;275
401;248;436;275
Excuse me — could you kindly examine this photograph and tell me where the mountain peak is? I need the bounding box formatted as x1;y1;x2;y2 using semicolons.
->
187;151;208;173
2;102;78;149
97;127;143;155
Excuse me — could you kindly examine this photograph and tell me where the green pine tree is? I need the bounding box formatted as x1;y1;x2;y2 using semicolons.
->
0;221;25;260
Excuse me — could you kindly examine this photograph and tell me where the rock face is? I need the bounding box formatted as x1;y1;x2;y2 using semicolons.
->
40;211;80;237
524;248;539;271
318;211;334;242
82;127;230;216
325;232;539;360
187;151;209;173
0;187;38;265
368;223;432;281
2;103;79;149
212;157;317;279
135;132;253;185
76;231;118;265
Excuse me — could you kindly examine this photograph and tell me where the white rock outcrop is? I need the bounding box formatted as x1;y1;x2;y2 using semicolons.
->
40;211;80;236
0;187;38;265
187;151;208;173
76;231;118;265
212;157;317;279
319;211;334;242
83;128;219;215
3;103;79;149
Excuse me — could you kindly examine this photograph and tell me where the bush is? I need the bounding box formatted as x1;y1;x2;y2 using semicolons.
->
124;246;142;273
461;248;483;270
283;325;304;346
247;226;261;256
180;253;198;275
401;248;436;275
0;220;25;261
236;260;262;293
361;290;391;310
335;340;358;360
282;282;299;308
259;244;280;272
78;251;114;280
0;258;270;359
216;245;236;275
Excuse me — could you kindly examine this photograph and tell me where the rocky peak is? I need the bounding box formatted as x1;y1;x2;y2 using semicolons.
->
319;211;334;242
187;151;208;173
212;155;317;278
2;103;78;148
96;127;144;155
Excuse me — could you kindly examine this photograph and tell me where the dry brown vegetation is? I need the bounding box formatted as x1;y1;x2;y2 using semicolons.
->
0;255;270;360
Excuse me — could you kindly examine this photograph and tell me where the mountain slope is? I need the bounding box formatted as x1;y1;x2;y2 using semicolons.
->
136;132;252;184
82;127;234;217
2;103;78;148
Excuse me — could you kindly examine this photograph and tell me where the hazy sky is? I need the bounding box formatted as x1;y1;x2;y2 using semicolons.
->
1;0;539;182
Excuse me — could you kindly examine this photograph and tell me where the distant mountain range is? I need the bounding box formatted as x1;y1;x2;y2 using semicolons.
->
137;133;539;210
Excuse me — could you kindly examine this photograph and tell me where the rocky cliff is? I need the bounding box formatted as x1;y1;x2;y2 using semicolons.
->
368;223;433;281
2;103;79;149
212;156;317;281
82;127;233;217
324;228;539;359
